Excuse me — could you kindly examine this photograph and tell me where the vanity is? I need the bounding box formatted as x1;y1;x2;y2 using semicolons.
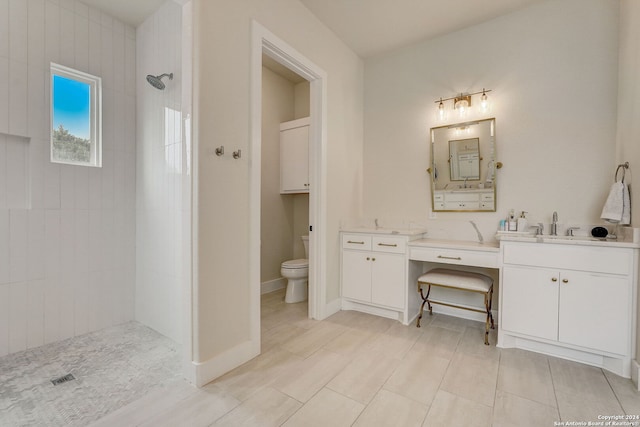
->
339;229;639;377
498;234;639;378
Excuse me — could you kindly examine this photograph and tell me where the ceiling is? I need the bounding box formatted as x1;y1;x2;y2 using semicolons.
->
81;0;167;27
299;0;547;57
84;0;545;57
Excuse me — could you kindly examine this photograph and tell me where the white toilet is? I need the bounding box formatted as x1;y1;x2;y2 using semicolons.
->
281;236;309;303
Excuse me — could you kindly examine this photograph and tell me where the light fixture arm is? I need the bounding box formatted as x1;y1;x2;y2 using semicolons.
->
434;88;492;104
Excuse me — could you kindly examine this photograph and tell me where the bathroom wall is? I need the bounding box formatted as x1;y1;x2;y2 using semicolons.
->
136;0;190;344
261;66;295;288
362;0;619;241
0;0;137;357
616;0;640;375
261;65;310;290
193;0;364;377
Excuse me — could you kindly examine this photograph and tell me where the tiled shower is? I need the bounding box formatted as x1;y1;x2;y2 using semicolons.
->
0;0;191;362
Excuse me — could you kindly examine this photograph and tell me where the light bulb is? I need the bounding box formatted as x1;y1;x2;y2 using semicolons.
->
438;99;445;120
480;89;488;112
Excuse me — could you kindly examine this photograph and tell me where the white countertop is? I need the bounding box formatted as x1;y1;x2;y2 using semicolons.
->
496;233;640;249
409;238;500;252
341;227;428;237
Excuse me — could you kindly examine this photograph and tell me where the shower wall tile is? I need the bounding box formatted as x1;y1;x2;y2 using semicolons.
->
1;0;139;358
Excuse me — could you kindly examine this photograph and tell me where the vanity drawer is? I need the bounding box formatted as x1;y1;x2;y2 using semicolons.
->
433;193;444;202
503;242;633;275
372;236;406;254
481;193;494;201
342;234;372;250
409;246;499;268
446;193;479;202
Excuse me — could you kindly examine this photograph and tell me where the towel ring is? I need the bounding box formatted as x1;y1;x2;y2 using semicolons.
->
615;162;629;183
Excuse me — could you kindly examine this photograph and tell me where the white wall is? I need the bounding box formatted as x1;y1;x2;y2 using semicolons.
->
136;0;190;344
616;0;640;373
363;0;619;241
0;0;136;357
193;0;363;372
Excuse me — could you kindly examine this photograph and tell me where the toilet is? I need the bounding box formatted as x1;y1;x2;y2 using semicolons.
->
281;236;309;303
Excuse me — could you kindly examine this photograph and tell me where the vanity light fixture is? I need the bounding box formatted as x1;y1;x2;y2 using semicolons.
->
435;88;492;121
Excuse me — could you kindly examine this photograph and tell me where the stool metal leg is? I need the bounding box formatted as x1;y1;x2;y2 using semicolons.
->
417;284;427;328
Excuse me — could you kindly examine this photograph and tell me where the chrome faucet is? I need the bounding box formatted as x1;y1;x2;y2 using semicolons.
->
550;211;558;236
566;227;580;237
531;223;543;236
469;221;483;244
463;177;469;188
374;218;379;229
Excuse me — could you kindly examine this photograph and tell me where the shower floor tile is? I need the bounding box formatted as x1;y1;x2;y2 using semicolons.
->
0;322;182;427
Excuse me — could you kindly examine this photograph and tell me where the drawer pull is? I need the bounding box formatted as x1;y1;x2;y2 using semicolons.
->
347;240;365;244
378;243;398;247
551;277;558;282
562;278;569;283
437;255;462;261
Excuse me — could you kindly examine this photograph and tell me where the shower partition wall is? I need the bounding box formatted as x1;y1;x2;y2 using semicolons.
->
135;0;191;347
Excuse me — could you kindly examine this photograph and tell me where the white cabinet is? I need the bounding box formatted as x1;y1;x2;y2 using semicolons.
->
341;234;406;310
280;117;309;194
340;231;426;323
499;240;638;377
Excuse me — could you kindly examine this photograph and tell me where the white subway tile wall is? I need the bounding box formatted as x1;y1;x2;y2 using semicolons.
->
0;0;137;357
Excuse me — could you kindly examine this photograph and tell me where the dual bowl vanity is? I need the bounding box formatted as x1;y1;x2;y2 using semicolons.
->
339;226;639;379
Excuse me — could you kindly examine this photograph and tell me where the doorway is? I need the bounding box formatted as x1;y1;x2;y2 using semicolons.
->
249;21;329;352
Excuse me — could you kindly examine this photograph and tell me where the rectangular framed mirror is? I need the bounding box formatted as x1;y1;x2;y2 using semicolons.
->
430;118;496;212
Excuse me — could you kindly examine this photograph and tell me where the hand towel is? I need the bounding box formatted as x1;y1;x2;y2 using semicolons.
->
601;181;631;224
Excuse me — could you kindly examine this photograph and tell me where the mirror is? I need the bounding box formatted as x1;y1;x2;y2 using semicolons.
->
430;118;497;212
449;138;480;181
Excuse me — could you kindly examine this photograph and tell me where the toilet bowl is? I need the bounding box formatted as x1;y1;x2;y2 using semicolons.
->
281;236;309;303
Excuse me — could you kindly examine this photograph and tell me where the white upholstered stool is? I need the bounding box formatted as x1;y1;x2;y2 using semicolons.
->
416;268;494;345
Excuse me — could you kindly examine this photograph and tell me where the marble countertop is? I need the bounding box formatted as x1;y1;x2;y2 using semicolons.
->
496;233;640;249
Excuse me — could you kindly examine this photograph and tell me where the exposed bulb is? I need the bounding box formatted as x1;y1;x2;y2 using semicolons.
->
438;99;445;120
480;89;488;112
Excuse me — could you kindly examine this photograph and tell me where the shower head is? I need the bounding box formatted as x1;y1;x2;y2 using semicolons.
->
146;73;173;90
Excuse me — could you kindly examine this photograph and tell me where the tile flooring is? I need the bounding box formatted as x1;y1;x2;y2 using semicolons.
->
0;322;182;427
3;288;640;426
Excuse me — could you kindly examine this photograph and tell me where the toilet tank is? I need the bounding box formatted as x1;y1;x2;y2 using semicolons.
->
302;235;309;258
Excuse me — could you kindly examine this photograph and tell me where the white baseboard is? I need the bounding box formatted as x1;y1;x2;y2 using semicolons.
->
192;340;259;387
632;359;640;390
320;297;342;320
261;277;286;295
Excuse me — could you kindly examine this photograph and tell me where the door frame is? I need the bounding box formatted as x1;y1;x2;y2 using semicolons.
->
249;21;329;352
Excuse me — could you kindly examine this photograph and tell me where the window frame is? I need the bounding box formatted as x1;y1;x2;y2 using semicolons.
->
50;63;102;167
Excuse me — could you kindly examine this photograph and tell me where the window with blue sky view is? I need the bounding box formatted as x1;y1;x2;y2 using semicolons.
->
51;63;102;167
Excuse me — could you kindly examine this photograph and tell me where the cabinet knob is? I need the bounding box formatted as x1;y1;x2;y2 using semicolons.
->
562;278;569;283
372;258;376;261
551;277;558;282
366;257;370;260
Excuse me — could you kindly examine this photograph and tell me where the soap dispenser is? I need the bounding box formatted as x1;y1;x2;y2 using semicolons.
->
517;211;528;232
508;209;517;231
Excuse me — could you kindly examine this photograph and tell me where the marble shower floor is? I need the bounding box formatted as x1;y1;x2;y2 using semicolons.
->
0;322;182;427
2;289;640;426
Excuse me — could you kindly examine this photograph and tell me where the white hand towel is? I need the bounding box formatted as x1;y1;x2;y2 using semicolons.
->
601;182;630;224
622;182;631;225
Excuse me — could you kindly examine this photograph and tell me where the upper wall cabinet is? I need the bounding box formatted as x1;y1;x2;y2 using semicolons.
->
280;117;310;194
429;118;498;212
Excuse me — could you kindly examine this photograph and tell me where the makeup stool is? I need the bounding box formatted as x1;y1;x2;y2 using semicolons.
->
416;268;494;345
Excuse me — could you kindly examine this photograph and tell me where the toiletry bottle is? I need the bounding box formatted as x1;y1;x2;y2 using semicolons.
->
508;209;517;231
499;219;506;231
517;211;528;233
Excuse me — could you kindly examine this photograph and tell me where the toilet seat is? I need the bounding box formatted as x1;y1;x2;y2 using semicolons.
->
281;259;308;269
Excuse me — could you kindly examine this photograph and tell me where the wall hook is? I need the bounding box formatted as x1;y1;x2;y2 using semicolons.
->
215;146;224;156
233;149;242;159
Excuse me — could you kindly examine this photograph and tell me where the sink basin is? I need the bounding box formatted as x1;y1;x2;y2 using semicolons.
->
540;235;608;242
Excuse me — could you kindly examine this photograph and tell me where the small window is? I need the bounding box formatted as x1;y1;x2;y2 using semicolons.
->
50;63;102;167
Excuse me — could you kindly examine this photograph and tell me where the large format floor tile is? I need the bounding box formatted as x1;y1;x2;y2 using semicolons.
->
5;288;638;427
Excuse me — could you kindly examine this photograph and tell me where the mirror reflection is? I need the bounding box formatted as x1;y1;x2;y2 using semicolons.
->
430;118;496;212
449;138;480;181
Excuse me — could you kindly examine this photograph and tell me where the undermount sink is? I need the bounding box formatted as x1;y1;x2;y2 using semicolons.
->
540;235;609;243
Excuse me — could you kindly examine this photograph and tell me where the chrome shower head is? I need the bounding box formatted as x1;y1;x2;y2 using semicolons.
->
146;73;173;90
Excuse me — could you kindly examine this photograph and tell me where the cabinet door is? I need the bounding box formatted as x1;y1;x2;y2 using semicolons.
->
501;265;559;341
559;271;630;355
341;250;371;302
371;253;405;310
280;125;309;193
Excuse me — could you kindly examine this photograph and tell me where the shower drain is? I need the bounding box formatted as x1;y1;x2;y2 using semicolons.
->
51;374;76;386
